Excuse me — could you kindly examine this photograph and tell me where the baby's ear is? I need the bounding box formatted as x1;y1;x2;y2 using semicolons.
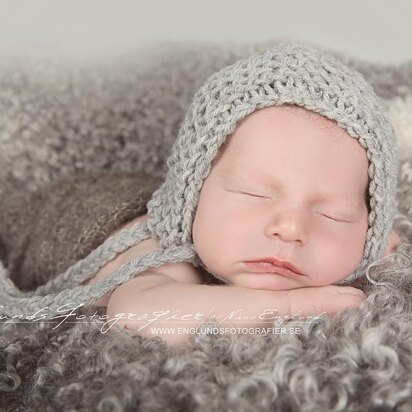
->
383;229;402;256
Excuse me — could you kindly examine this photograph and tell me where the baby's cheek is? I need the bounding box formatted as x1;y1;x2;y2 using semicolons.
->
309;231;364;285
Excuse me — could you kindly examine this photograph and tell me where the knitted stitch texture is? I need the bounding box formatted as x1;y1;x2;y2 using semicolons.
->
0;42;398;319
0;170;161;291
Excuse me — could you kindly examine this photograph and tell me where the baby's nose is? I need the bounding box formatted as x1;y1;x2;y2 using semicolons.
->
264;212;307;244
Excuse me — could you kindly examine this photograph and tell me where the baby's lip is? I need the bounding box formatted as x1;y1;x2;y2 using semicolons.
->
244;257;305;276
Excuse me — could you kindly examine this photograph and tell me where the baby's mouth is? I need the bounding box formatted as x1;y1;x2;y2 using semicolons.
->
243;261;304;279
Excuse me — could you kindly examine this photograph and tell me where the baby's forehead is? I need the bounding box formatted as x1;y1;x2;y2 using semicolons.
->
254;105;337;129
213;105;344;166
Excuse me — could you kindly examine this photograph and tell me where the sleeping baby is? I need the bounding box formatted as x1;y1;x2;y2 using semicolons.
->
0;43;401;347
85;100;401;344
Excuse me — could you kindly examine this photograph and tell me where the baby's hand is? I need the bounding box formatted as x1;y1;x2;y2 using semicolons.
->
289;285;365;317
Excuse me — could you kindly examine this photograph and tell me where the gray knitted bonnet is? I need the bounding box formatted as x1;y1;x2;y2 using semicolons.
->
0;42;398;319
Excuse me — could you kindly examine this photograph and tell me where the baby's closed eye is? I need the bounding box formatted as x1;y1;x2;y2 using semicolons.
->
228;189;356;223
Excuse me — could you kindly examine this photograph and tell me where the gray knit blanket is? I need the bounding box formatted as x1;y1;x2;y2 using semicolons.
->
1;41;412;411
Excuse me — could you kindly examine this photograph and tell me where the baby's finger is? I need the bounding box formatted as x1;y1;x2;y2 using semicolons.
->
335;286;365;297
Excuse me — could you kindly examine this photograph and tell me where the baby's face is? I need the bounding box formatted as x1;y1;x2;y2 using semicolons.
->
192;105;369;290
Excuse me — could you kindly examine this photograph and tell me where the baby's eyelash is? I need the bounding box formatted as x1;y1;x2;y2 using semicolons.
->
321;214;346;223
237;191;269;199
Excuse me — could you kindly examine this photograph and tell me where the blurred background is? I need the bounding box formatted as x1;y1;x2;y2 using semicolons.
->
0;0;410;64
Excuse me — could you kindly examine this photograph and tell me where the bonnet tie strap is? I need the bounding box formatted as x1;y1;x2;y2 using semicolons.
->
0;220;197;319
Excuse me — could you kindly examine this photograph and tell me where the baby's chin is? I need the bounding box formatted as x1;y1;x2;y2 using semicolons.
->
215;271;307;291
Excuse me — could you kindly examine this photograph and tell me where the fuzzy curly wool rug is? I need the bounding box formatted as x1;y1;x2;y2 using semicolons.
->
1;41;412;411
